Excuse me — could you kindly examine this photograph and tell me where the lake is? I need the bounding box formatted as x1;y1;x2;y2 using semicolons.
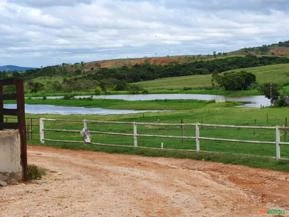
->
5;104;160;115
23;94;271;115
74;94;271;108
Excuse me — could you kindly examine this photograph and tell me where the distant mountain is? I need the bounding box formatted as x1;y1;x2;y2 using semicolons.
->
230;40;289;56
0;65;34;72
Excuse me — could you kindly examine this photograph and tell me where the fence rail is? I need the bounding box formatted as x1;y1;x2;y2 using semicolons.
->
39;118;289;160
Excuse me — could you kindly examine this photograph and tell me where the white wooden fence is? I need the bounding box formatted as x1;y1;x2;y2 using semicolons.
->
39;118;289;160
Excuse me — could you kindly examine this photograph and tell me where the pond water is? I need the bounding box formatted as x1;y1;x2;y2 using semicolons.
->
4;104;159;115
74;94;271;108
24;94;271;114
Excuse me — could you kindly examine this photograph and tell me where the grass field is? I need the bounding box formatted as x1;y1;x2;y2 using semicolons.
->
136;63;289;94
16;98;289;171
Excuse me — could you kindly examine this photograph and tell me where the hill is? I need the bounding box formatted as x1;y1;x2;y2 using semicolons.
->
230;41;289;56
62;55;225;74
8;39;289;95
23;55;289;92
136;63;289;92
62;40;289;71
0;65;34;72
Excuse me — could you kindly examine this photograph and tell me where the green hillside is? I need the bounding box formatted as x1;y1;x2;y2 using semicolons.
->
135;74;212;90
230;40;289;56
136;63;289;92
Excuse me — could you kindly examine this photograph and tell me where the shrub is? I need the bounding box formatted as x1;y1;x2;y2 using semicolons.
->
183;87;192;91
128;84;147;94
27;165;46;180
94;87;102;95
63;94;75;100
258;83;280;102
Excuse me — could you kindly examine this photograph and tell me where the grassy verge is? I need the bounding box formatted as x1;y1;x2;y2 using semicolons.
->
32;142;289;172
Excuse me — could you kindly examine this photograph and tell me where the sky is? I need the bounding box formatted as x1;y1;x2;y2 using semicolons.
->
0;0;289;67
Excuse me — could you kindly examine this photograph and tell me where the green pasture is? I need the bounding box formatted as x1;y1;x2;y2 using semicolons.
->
12;98;289;171
136;63;289;94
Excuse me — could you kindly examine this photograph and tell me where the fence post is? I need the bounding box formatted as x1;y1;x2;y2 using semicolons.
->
275;127;281;160
195;123;200;152
30;118;33;140
83;119;88;129
40;118;45;144
133;122;138;147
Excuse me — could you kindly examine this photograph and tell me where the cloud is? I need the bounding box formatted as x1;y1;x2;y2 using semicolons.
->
162;0;289;12
0;0;289;66
9;0;93;7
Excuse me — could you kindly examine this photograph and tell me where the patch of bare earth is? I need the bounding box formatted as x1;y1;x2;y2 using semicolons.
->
1;146;289;217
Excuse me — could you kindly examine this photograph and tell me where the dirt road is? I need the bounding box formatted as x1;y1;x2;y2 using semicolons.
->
1;146;289;217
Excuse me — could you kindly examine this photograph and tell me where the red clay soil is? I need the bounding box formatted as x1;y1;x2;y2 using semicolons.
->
86;56;191;69
270;47;289;56
0;146;289;217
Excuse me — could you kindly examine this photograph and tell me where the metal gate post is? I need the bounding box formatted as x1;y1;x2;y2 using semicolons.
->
275;127;281;160
83;119;88;129
40;118;45;144
195;123;200;152
15;80;27;181
133;122;138;147
0;84;3;130
0;79;27;180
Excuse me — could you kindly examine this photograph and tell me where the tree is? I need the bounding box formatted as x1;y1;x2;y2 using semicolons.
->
212;71;256;90
51;81;62;91
114;80;127;91
259;83;279;102
27;81;44;93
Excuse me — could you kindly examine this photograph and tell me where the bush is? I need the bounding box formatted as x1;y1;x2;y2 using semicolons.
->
63;94;75;100
114;80;127;91
258;83;280;102
27;165;46;180
27;81;44;93
127;84;147;94
276;96;287;107
183;87;192;91
94;87;102;95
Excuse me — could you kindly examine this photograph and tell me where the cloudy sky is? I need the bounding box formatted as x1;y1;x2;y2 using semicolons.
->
0;0;289;67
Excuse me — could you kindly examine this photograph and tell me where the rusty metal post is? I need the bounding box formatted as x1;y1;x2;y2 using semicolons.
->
30;118;33;140
0;79;27;181
15;80;27;181
0;84;3;130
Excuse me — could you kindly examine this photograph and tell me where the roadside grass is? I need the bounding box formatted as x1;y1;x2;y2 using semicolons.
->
32;142;289;172
22;101;289;172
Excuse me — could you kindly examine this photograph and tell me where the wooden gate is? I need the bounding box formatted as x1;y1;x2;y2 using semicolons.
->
0;79;27;180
